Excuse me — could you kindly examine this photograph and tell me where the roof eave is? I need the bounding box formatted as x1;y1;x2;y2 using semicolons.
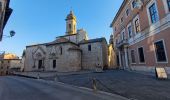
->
110;0;127;27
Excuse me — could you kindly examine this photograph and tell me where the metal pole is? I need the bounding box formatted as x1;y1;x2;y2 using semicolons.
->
92;78;97;92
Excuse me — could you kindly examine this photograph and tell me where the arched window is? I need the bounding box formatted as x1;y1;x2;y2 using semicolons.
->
69;24;71;30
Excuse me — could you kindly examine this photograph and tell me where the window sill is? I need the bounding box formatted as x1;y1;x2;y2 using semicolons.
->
156;61;168;64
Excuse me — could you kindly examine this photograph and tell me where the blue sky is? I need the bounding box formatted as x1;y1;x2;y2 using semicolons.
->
0;0;123;57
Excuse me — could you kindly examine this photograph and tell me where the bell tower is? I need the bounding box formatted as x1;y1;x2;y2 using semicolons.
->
65;10;77;35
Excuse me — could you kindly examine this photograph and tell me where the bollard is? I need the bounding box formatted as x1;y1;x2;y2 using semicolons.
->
54;77;58;82
37;73;40;79
92;78;97;92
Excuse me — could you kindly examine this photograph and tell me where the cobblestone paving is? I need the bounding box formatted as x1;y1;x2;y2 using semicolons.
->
45;70;170;100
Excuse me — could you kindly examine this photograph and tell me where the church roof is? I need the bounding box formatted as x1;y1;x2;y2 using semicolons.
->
46;38;78;46
26;37;78;48
66;10;76;21
56;33;76;38
79;37;107;44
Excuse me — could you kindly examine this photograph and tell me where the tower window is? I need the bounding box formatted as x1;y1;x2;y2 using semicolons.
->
88;45;91;51
69;24;71;29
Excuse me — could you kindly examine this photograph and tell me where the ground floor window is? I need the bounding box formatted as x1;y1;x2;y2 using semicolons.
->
154;40;167;62
138;47;145;63
53;60;56;69
117;55;120;66
130;50;136;63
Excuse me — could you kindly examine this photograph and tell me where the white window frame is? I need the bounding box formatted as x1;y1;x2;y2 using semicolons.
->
137;46;146;64
130;49;136;64
153;39;168;63
120;29;126;41
146;0;159;25
117;34;121;43
127;22;133;39
133;14;140;35
131;0;136;10
162;0;170;14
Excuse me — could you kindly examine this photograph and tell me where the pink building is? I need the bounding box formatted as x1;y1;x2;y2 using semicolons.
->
110;0;170;74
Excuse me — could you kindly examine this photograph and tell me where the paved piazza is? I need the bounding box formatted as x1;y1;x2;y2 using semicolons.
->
46;70;170;100
0;76;127;100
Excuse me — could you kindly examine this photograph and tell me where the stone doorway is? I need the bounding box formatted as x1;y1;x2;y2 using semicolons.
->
38;60;42;69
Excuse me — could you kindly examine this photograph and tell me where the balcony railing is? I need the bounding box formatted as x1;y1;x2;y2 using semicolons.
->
116;39;129;48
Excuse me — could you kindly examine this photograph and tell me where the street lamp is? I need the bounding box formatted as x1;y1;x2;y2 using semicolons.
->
3;30;16;38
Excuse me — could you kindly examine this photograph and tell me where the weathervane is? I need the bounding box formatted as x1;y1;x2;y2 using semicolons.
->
68;0;73;11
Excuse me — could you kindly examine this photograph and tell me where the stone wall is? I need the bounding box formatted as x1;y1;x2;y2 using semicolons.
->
25;43;81;72
0;59;22;75
0;60;8;75
101;40;109;69
80;41;108;71
25;45;47;71
9;60;22;69
46;43;81;72
77;29;88;43
63;35;77;43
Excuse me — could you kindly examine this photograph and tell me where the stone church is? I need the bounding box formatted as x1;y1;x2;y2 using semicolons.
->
24;11;117;72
